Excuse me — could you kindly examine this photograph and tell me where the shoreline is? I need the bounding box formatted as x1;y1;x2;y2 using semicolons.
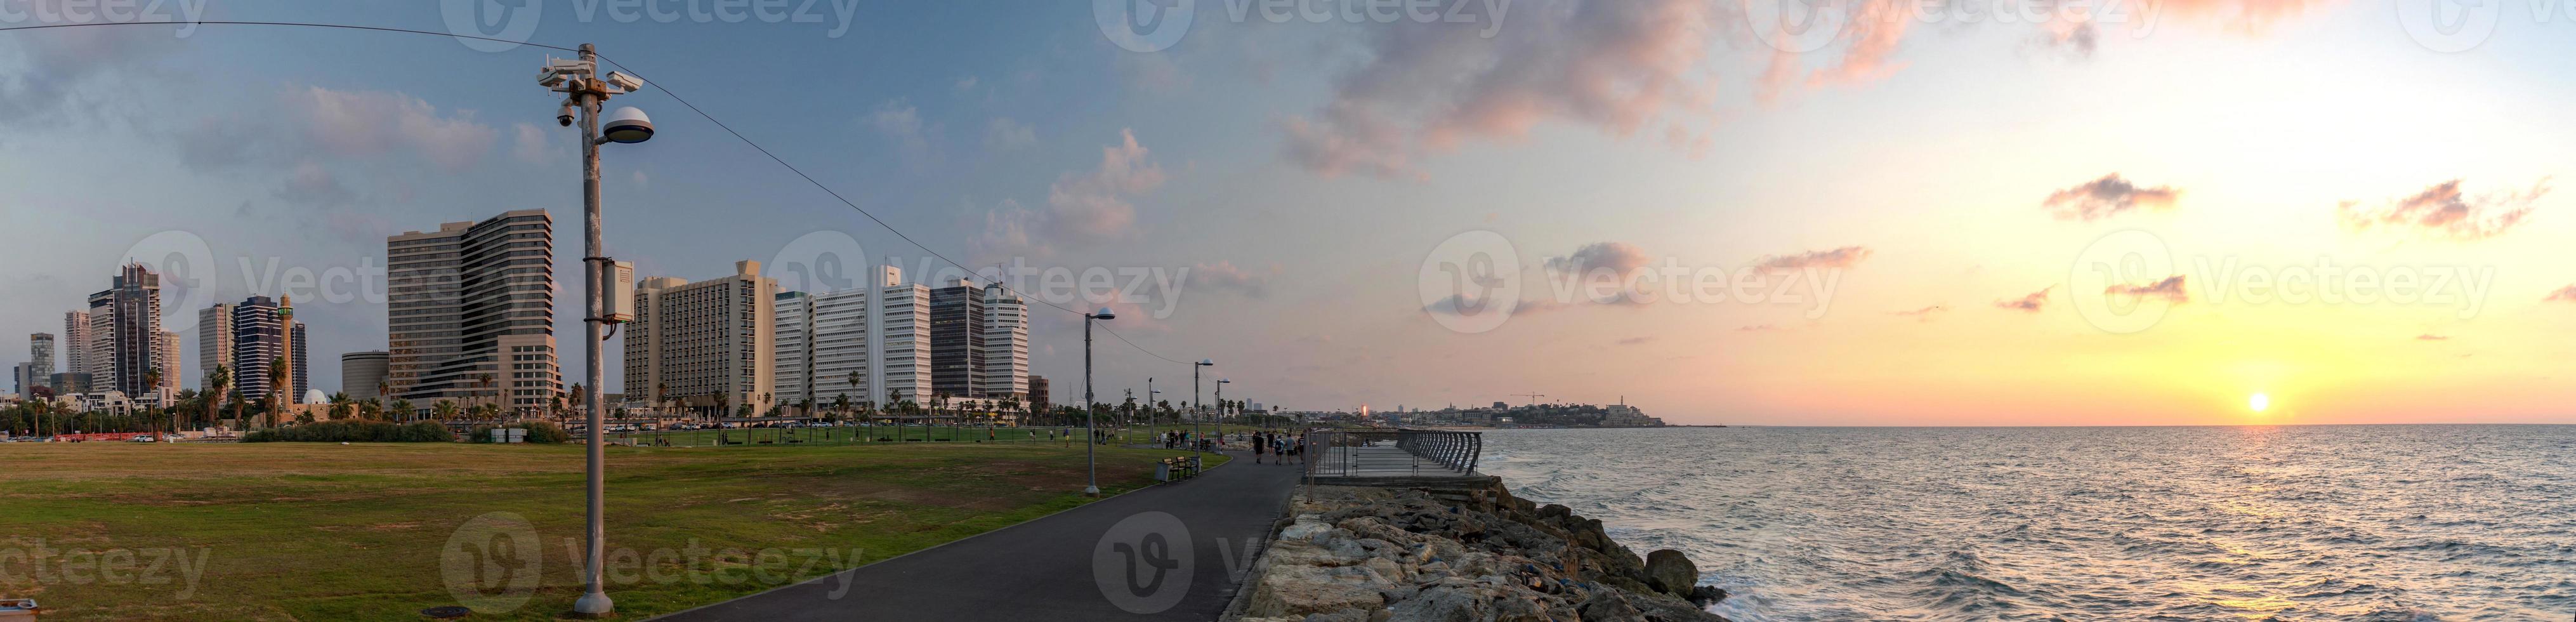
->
1227;477;1726;621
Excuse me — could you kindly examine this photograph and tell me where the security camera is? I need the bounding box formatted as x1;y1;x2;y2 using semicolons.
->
604;71;645;93
557;100;577;127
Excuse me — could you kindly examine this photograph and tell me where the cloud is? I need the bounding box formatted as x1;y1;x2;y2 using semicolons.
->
2105;275;2189;303
985;117;1037;152
2415;334;2450;341
1188;261;1275;298
0;19;183;129
954;76;979;91
975;129;1166;258
292;86;498;171
512;122;554;164
1615;336;1655;346
1737;324;1780;333
1995;287;2052;313
273;161;357;206
2339;178;2546;241
1893;305;1947;321
1542;242;1658;305
2043;173;2179;221
1754;246;1872;271
1278;0;1719;178
2546;284;2576;302
867;100;937;164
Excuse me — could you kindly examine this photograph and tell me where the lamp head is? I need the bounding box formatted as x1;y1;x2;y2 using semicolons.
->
1093;307;1117;320
1197;359;1213;366
601;106;654;143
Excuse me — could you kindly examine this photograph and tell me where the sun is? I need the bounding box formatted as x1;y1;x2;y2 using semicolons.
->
2249;393;2271;413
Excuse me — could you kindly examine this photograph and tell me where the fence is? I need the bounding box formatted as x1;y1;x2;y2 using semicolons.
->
1303;428;1483;478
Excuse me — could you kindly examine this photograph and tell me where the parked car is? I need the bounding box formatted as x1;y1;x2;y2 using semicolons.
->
128;435;154;442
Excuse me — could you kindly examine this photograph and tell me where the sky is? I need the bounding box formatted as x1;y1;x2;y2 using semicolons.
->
1;0;2572;426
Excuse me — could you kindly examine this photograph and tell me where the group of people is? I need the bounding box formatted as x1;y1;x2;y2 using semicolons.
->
1250;430;1304;465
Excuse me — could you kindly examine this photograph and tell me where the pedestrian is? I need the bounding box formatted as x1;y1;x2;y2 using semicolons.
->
1273;433;1289;465
1253;431;1268;463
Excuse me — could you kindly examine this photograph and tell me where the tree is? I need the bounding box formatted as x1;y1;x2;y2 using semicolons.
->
327;392;353;420
568;383;586;424
202;364;230;431
433;399;460;422
389;399;415;423
265;356;291;428
228;388;246;430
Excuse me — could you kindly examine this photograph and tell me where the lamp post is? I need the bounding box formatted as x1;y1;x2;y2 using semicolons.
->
1193;359;1212;468
539;44;652;619
1083;307;1115;496
1216;378;1230;430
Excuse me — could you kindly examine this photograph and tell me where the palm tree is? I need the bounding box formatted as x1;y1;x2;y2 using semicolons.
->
265;356;290;428
202;364;230;431
389;398;414;423
327;392;353;420
568;383;587;425
433;399;459;422
227;388;246;430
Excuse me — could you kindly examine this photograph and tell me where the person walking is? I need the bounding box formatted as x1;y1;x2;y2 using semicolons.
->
1252;430;1268;463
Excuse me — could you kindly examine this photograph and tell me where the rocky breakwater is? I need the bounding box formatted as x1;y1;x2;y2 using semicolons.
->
1233;479;1727;621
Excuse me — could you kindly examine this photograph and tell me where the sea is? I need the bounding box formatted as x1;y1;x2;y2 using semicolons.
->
1475;425;2576;621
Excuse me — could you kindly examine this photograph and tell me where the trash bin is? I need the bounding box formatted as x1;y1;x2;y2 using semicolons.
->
1154;463;1171;482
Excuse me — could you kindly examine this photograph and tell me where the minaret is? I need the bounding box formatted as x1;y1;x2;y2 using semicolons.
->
278;295;296;406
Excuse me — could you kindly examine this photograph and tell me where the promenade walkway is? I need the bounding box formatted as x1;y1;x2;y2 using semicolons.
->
656;449;1303;621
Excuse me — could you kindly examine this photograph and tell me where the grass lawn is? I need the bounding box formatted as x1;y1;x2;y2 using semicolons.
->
0;440;1216;620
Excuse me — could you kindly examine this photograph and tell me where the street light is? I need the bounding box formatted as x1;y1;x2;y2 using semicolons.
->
1216;378;1230;427
1084;307;1115;496
539;44;651;619
1193;359;1212;469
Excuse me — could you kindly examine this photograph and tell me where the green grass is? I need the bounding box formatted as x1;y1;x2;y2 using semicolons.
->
0;440;1217;620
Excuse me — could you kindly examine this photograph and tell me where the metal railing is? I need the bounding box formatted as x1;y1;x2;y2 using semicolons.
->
1303;428;1482;478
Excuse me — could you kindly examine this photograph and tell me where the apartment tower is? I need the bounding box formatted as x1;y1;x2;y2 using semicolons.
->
624;261;777;418
387;209;563;414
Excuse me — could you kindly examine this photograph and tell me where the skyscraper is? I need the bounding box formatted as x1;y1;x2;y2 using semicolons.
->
291;322;308;402
86;263;162;396
158;331;181;394
27;333;55;397
928;278;987;400
198;303;234;388
980;286;1030;400
61;310;88;390
387;209;562;415
624;261;777;418
233;296;282;403
771;265;933;412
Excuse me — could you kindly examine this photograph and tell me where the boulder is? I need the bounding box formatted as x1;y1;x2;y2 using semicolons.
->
1642;550;1698;597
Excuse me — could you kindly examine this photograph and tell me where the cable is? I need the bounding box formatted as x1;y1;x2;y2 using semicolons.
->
0;19;1203;367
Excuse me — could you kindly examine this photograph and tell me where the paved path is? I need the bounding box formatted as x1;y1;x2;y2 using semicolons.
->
657;450;1305;621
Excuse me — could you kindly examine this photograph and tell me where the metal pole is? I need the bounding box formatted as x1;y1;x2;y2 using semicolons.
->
1082;315;1098;496
572;43;614;620
1192;366;1200;470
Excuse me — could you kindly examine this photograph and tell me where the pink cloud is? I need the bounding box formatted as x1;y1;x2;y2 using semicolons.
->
2044;173;2180;221
2339;178;2546;242
1754;246;1873;271
2105;275;2189;303
1995;287;2052;313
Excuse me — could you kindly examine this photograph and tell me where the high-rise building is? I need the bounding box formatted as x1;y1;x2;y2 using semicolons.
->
86;263;162;396
980;286;1030;400
342;351;389;401
158;331;181;393
624;260;777;418
27;333;55;396
929;279;987;400
10;363;25;399
771;265;934;413
60;311;88;390
197;303;234;388
233;296;282;402
1028;375;1050;411
387;209;562;415
290;322;308;401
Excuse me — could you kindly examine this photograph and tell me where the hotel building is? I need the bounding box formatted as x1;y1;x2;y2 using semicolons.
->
624;260;778;418
386;209;563;414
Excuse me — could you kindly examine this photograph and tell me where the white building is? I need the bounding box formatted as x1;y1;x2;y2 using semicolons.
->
197;303;233;387
771;265;935;413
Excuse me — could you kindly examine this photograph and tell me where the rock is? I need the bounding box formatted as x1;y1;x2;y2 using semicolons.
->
1643;550;1699;597
1301;610;1372;622
1387;585;1492;622
1578;589;1644;621
1686;585;1727;607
